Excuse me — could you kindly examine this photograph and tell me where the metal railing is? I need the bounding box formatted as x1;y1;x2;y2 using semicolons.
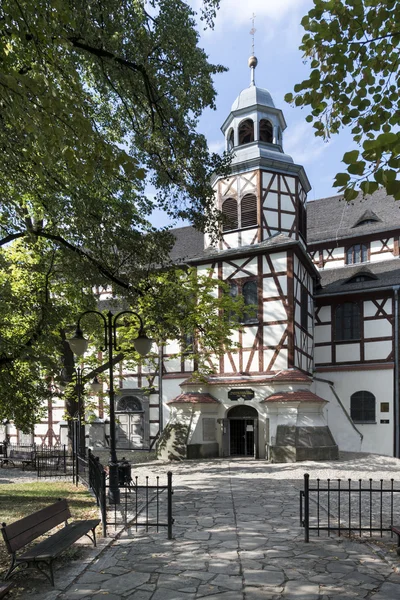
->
36;445;72;478
300;473;400;542
107;472;174;539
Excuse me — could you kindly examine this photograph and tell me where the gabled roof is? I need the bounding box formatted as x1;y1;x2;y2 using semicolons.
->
262;391;327;403
316;258;400;296
307;189;400;244
167;393;219;405
180;369;311;387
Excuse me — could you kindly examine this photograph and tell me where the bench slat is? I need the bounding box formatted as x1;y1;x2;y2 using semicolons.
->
18;520;100;561
0;583;14;599
2;500;70;552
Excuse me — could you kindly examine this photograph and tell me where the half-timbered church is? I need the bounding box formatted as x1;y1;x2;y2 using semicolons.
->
4;57;400;462
159;56;400;461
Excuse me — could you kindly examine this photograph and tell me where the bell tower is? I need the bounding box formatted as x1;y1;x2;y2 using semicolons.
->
207;57;311;252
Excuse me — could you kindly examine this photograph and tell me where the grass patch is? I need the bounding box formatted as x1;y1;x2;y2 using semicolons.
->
0;480;100;591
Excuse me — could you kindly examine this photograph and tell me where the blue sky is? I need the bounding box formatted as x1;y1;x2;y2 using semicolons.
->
151;0;355;227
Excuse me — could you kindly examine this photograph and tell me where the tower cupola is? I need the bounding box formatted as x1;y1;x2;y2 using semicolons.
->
222;56;293;168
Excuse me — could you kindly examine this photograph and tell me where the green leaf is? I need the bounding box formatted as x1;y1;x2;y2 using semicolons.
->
342;150;359;165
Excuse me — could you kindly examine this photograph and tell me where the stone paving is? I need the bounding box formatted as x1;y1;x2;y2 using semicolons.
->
4;456;400;599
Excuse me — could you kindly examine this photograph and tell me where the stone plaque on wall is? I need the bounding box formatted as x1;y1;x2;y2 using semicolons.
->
228;388;255;402
203;418;216;442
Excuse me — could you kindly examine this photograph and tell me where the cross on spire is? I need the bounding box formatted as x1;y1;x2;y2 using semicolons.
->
248;13;258;86
250;13;256;56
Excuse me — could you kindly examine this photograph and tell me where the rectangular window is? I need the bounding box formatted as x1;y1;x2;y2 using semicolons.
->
335;302;361;341
301;286;308;330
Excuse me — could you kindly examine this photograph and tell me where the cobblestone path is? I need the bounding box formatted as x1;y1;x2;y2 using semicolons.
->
52;459;400;600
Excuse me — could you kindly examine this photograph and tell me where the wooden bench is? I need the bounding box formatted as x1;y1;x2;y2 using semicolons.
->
0;583;14;599
7;448;35;470
1;499;100;585
391;525;400;555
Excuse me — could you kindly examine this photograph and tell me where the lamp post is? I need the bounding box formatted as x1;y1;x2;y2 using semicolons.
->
67;310;152;504
73;368;102;458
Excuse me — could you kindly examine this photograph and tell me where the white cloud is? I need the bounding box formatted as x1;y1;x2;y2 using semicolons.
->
208;139;225;154
284;120;331;165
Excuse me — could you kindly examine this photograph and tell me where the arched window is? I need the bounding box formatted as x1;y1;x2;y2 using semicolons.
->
222;198;238;231
242;280;258;323
346;244;368;264
259;119;273;143
116;396;143;412
227;129;234;151
350;391;376;423
335;302;361;341
241;194;257;228
238;119;254;145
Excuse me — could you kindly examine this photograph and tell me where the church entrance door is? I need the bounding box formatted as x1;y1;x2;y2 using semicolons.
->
227;405;258;458
115;395;144;449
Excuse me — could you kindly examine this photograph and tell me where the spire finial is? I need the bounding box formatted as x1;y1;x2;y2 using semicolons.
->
249;13;257;86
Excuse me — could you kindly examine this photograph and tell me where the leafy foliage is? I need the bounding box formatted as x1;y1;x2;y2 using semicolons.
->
285;0;400;201
0;0;241;430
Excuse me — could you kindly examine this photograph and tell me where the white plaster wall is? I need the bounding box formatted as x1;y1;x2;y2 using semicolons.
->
315;325;331;344
241;229;258;245
263;300;287;322
224;353;239;373
264;191;279;209
223;232;240;247
271;252;287;272
318;306;332;322
162;378;186;427
370;251;395;262
267;211;279;229
280;212;294;231
242;326;258;348
274;349;288;370
364;319;392;338
336;343;361;362
264;323;287;345
262;172;273;190
263;277;280;296
364;340;392;361
277;276;288;295
364;299;392;318
314;345;332;364
313;378;362;452
281;195;294;212
315;369;394;455
285;176;296;194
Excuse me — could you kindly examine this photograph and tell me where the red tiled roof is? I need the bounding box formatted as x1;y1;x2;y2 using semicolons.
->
180;369;311;387
167;393;220;405
262;391;327;403
271;370;312;383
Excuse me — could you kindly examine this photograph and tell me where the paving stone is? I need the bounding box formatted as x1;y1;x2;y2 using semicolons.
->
99;572;150;594
243;569;285;587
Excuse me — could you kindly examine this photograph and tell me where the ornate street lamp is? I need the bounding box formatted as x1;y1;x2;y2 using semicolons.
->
68;310;153;504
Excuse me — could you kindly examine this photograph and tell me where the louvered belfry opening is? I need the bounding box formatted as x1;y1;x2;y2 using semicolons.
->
241;194;257;228
238;119;254;145
222;197;238;231
259;119;273;143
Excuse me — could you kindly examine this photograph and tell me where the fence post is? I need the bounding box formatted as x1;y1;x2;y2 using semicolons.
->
304;473;310;543
167;471;173;540
101;470;107;538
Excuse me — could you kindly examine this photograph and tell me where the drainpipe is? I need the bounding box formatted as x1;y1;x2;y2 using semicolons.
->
158;344;164;433
394;286;400;458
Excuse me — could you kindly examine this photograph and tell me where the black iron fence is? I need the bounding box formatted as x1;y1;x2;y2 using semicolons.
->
1;438;173;540
36;445;73;478
107;471;174;539
300;473;400;542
